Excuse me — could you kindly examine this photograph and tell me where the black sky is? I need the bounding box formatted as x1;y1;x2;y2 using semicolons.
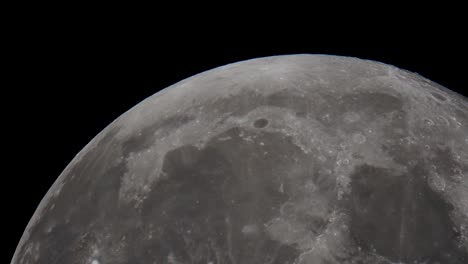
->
6;19;467;259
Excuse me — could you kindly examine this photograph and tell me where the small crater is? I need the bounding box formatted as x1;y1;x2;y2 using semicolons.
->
352;133;367;144
344;111;361;123
253;118;269;128
280;202;296;215
431;92;447;102
44;220;55;234
423;118;435;127
435;115;450;127
428;173;446;192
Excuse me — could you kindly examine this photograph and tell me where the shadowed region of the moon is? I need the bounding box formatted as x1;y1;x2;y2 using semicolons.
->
345;164;468;263
12;55;468;264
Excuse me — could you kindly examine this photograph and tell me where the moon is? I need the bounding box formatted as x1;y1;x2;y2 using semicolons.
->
12;55;468;263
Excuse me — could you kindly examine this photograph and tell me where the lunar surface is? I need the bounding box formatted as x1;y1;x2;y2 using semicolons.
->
12;55;468;264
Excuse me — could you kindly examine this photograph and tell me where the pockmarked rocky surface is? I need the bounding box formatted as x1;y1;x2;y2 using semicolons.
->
12;55;468;263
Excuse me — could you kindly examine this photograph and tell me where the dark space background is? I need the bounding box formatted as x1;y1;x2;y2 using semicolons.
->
6;16;467;260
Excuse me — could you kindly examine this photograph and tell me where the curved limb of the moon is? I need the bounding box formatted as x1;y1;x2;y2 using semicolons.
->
12;54;468;264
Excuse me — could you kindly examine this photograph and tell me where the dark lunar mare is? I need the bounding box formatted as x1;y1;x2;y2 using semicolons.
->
16;125;306;263
345;163;468;263
139;127;304;263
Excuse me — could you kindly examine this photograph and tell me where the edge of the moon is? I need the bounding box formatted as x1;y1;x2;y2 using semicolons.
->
11;53;460;262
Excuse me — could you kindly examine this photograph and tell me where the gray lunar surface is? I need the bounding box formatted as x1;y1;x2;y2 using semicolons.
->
12;54;468;264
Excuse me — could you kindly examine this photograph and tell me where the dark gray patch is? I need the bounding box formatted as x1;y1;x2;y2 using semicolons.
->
206;90;265;117
316;91;405;135
345;164;467;263
139;127;304;263
253;118;269;128
265;90;311;111
295;111;307;118
205;89;315;121
339;91;404;116
454;108;468;125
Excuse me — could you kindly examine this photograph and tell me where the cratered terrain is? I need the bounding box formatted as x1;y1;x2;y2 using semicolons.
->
12;55;468;264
